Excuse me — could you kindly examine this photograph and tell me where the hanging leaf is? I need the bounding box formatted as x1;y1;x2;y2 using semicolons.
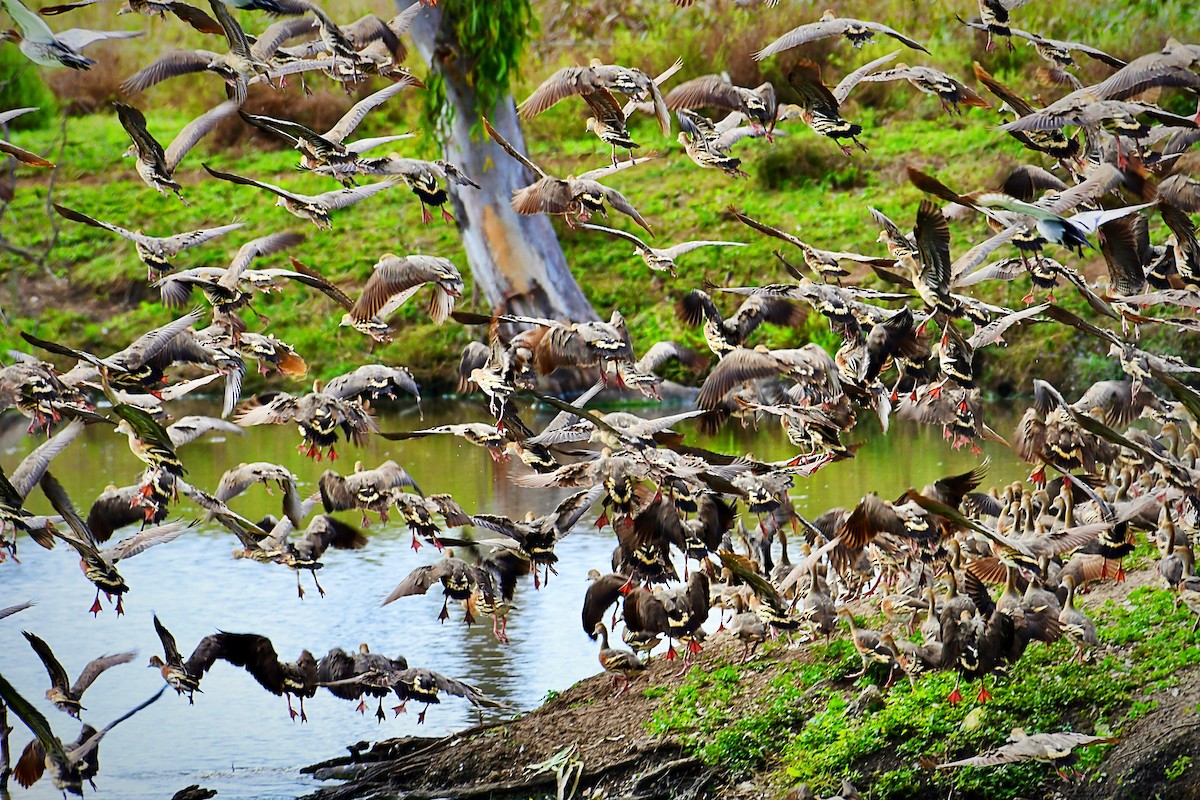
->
423;0;538;139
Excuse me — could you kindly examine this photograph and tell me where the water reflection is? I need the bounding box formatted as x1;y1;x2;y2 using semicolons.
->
0;399;1026;799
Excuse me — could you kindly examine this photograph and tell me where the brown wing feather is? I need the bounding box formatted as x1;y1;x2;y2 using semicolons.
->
14;739;46;789
165;2;225;35
914;199;952;299
23;632;71;693
787;59;839;116
696;348;786;410
316;471;357;513
598;184;652;233
665;75;739;112
349;257;435;320
71;651;137;697
582;572;633;636
382;563;446;605
519;66;597;117
205;632;285;695
624;587;669;635
296;516;366;559
512;177;573;215
122;50;215;95
839;494;904;551
154;615;183;665
582;87;627;126
731;207;805;249
534;326;590;375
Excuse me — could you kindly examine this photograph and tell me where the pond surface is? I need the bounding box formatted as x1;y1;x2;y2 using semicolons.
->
0;397;1028;800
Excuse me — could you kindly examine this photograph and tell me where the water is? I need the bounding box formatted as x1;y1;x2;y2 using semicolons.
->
0;398;1028;799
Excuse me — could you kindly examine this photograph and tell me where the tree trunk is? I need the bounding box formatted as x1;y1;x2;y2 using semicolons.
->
399;1;598;322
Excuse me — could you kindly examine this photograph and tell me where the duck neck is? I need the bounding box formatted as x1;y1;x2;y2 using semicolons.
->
1064;579;1077;611
1003;565;1019;599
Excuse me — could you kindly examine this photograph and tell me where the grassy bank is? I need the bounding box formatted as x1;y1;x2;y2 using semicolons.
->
302;568;1200;800
0;0;1194;394
648;576;1200;799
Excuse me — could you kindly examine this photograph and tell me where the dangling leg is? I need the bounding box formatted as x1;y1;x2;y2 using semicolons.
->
1029;464;1046;486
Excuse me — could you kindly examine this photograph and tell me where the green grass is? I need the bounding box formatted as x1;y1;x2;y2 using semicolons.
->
648;585;1200;798
0;0;1194;395
6;105;1185;394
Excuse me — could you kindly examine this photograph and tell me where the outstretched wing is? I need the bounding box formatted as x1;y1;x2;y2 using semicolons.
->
22;632;71;694
482;116;547;179
0;671;69;769
202;164;302;202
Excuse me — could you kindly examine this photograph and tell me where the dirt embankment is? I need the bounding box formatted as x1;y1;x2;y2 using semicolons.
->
303;567;1200;800
303;643;717;800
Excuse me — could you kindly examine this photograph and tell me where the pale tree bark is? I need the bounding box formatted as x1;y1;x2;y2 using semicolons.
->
399;0;598;322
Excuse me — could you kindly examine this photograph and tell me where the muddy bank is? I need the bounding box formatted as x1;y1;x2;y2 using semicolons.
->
302;642;724;800
303;567;1200;800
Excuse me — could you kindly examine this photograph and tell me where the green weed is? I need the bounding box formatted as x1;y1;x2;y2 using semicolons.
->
647;586;1199;798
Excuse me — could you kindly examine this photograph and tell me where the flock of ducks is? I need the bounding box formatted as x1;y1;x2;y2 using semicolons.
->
2;0;1200;796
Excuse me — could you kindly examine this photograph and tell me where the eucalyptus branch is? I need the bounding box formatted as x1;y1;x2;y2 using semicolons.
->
421;0;537;139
